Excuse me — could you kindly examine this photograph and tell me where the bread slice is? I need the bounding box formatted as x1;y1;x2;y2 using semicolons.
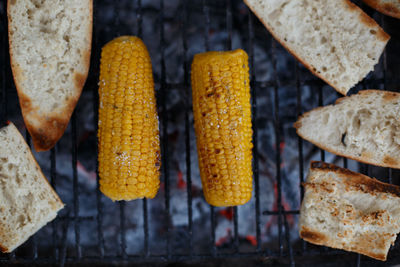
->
295;90;400;169
8;0;92;151
299;161;400;261
0;122;64;253
363;0;400;19
244;0;390;95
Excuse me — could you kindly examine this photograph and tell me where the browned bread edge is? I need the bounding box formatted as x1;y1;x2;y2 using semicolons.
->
294;90;400;169
363;0;400;19
300;225;387;261
309;161;400;197
7;1;93;151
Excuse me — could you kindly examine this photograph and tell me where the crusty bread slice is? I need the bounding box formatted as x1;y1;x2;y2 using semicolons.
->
8;0;92;151
0;123;64;253
244;0;390;95
295;90;400;169
299;161;400;261
363;0;400;19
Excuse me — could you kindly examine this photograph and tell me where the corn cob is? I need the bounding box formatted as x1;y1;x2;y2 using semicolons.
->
98;36;160;201
191;49;253;207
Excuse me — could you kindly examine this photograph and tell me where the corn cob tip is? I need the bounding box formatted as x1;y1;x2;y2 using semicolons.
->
192;49;248;66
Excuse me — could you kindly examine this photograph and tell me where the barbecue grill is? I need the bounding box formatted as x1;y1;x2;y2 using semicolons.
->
0;0;399;266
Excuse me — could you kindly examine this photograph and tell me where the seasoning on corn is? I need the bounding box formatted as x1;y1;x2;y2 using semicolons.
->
191;49;253;207
98;36;161;201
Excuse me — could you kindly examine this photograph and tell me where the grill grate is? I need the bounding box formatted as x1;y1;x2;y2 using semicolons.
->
0;0;400;266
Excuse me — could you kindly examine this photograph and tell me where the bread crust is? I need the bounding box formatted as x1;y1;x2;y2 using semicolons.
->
309;161;400;197
0;123;64;252
243;0;389;95
363;0;400;19
294;90;400;169
299;226;386;261
299;161;400;261
7;0;93;152
0;242;9;253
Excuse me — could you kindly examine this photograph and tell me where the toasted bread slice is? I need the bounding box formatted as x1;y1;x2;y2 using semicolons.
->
0;123;64;253
244;0;389;95
299;161;400;261
363;0;400;19
295;90;400;169
8;0;92;151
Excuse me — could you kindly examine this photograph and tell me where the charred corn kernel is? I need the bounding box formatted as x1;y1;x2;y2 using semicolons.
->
191;49;253;207
98;36;161;201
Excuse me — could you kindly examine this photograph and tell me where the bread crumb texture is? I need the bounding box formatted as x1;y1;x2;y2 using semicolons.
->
0;123;63;252
8;0;91;113
299;162;400;261
244;0;389;94
296;90;400;168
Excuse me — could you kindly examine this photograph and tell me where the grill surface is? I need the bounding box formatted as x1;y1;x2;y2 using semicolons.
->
0;0;400;266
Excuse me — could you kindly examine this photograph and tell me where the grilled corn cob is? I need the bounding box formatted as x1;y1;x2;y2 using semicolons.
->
191;49;253;207
98;36;160;201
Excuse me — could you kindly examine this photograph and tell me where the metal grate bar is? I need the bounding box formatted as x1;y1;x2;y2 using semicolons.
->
113;0;121;36
91;0;105;258
57;216;95;221
134;0;149;258
95;137;105;259
343;157;348;169
24;131;38;260
159;0;171;258
136;0;143;38
295;64;304;202
50;148;59;260
247;10;261;252
59;215;70;267
210;206;217;256
356;254;361;267
118;203;126;253
226;0;233;50
111;1;126;256
180;0;194;256
317;86;325;161
2;249;372;264
3;249;373;264
295;62;307;254
31;229;38;260
159;78;400;93
25;130;31;147
271;39;284;256
283;211;294;266
202;0;217;256
142;199;149;256
233;209;239;252
225;0;239;253
71;113;81;259
203;0;211;52
263;210;299;215
119;202;127;258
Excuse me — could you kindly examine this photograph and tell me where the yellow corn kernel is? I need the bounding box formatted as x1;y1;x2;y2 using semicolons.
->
98;36;160;201
191;49;253;207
